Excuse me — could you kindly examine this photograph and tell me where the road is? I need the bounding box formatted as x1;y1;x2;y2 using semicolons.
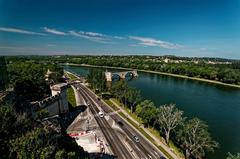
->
75;83;167;159
74;84;134;159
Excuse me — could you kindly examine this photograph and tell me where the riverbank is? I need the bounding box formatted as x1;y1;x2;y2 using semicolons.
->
64;63;240;89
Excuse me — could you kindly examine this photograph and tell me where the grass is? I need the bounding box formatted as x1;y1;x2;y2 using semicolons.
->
65;72;78;80
169;141;185;159
67;87;76;110
103;99;119;111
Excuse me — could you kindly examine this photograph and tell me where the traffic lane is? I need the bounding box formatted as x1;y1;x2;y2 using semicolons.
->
78;84;165;158
76;86;133;159
111;113;161;159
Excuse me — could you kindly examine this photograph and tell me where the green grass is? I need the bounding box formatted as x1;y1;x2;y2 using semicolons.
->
65;72;78;80
67;87;76;110
103;99;119;111
169;141;185;158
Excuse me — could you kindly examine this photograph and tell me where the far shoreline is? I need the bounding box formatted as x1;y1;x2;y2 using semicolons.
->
64;63;240;89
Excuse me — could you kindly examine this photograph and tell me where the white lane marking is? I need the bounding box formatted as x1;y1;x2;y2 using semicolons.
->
147;154;152;159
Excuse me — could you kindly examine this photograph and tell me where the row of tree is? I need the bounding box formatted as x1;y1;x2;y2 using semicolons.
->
136;101;218;159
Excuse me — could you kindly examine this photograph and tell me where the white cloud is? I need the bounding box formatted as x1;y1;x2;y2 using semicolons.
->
69;31;103;40
69;30;124;43
129;36;183;49
84;31;104;37
69;30;114;43
43;27;66;35
0;27;46;35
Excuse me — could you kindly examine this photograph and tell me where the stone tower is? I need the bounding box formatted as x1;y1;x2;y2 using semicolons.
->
50;83;69;113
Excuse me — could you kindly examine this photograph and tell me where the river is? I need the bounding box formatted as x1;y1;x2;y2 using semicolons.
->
65;65;240;159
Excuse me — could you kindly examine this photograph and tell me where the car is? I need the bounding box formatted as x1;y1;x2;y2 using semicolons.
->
133;135;140;142
159;156;166;159
117;120;124;127
99;111;104;118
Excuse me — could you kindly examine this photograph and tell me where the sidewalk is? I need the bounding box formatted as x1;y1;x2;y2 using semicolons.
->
110;99;180;159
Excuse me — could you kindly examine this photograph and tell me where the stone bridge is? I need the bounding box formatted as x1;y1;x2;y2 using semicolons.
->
105;70;138;81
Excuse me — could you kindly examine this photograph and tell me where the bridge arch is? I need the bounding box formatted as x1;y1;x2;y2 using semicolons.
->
111;73;120;81
124;72;134;80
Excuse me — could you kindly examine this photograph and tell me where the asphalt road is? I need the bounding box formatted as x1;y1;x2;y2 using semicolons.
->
76;83;167;159
75;84;134;159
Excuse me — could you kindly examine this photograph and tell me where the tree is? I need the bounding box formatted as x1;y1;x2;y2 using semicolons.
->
136;100;158;127
111;80;128;104
9;128;55;159
177;118;218;159
227;153;240;159
0;105;16;158
126;87;142;113
157;104;184;144
87;69;106;92
55;149;67;159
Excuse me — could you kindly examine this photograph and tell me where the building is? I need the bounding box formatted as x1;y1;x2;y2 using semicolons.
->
0;56;8;91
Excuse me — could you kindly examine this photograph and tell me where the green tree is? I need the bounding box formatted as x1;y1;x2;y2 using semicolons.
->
87;69;106;92
136;100;158;127
157;104;184;144
55;149;67;159
111;80;128;104
126;87;142;113
0;105;16;157
177;118;218;159
227;153;240;159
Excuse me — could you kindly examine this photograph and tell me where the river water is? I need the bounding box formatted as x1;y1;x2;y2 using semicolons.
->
65;65;240;159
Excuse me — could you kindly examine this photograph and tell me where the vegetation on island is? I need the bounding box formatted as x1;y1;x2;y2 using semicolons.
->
0;60;87;159
86;69;219;159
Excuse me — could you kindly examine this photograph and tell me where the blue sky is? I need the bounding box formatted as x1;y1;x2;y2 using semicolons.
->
0;0;239;59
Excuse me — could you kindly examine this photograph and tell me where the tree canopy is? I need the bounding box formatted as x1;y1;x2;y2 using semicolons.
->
177;118;219;159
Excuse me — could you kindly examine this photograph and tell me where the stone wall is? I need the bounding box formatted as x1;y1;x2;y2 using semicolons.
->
33;83;69;117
